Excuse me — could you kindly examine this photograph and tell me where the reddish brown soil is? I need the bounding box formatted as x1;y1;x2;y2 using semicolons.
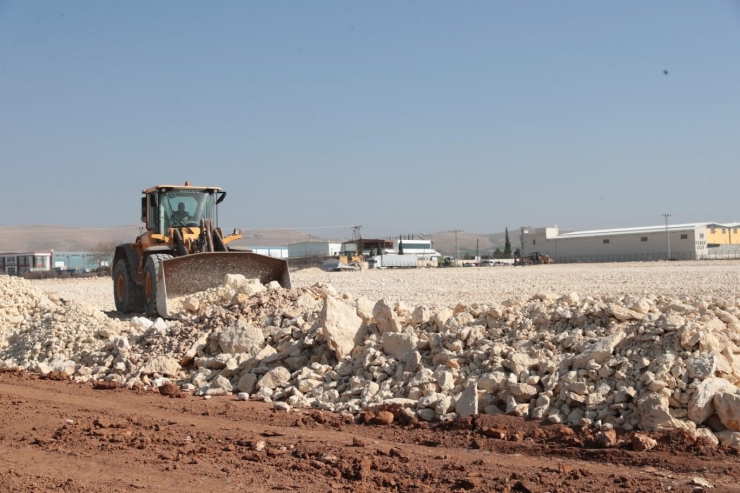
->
1;370;739;492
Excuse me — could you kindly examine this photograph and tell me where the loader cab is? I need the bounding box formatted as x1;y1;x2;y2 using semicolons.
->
141;185;225;235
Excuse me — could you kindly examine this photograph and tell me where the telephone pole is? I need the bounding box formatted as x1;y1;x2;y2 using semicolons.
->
449;230;462;267
662;214;672;260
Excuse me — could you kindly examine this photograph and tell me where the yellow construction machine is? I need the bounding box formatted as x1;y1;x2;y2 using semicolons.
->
112;183;291;318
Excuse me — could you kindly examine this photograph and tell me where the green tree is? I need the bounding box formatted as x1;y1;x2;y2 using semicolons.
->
504;228;512;257
398;235;404;254
514;247;521;257
493;247;503;258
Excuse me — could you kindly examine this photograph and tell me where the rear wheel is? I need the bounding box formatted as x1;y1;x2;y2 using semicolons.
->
143;253;172;318
113;259;143;313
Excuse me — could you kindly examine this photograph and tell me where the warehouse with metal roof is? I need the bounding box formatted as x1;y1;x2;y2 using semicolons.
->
520;222;740;263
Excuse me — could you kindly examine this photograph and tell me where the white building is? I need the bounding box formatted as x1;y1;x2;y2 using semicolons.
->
519;223;715;262
248;246;289;259
288;241;342;259
393;238;441;261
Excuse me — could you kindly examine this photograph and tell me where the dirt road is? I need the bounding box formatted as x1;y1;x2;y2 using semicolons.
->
1;371;738;492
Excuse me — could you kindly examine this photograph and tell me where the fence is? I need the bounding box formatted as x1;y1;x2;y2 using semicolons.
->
555;249;740;264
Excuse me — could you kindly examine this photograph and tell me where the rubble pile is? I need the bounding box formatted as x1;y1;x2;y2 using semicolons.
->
2;274;740;447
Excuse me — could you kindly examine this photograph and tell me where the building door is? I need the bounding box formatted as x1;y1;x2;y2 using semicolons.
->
7;267;16;275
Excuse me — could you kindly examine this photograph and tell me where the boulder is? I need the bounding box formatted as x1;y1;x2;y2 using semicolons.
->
411;305;431;325
256;366;291;390
713;392;740;431
688;352;718;379
688;377;736;424
607;304;642;321
478;371;508;393
715;430;740;447
215;323;264;354
638;393;684;430
355;297;375;322
572;332;626;368
321;296;366;359
631;433;657;452
432;308;454;330
373;299;402;334
382;331;419;362
206;375;233;396
237;372;257;393
140;356;181;378
455;382;478;418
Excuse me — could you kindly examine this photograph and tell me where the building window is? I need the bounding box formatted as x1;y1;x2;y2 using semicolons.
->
711;228;716;234
700;233;705;239
641;237;648;242
603;239;610;244
532;239;536;245
722;228;726;234
680;234;688;240
735;229;738;234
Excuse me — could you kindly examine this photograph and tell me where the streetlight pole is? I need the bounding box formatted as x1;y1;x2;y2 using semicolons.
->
449;230;462;267
662;214;672;260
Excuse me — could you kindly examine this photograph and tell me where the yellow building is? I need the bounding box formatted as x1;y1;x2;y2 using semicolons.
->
705;223;740;246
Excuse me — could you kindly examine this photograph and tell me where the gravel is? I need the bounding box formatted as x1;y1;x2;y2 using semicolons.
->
30;261;740;311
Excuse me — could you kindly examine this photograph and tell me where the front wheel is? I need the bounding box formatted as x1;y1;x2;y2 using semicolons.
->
143;254;172;318
113;259;143;314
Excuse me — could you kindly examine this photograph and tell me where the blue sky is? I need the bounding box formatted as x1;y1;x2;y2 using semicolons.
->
1;1;739;238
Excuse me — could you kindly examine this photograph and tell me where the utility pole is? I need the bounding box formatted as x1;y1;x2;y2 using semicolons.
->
449;230;462;267
662;214;672;260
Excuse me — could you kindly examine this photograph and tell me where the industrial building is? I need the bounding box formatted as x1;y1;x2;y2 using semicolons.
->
520;222;740;263
247;246;289;259
393;238;441;261
0;250;109;275
288;241;342;259
0;251;52;275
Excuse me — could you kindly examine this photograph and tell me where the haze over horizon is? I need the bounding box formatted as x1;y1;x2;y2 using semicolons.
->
2;1;739;238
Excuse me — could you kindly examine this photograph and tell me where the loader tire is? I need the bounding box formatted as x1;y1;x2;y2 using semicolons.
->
143;253;173;318
113;259;143;314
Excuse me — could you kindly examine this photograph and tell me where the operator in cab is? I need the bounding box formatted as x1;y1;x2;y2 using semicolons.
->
171;202;191;226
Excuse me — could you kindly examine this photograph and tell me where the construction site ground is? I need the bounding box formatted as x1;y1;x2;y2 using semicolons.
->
0;369;738;492
6;262;740;492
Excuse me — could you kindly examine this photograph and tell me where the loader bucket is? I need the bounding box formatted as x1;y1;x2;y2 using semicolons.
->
155;252;291;318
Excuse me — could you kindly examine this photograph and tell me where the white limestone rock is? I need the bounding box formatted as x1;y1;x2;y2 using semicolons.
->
455;382;478;418
572;332;626;368
140;356;181;378
321;296;366;359
214;323;264;354
688;377;736;425
688;352;718;379
713;391;740;431
373;299;402;334
382;330;419;363
256;366;291;390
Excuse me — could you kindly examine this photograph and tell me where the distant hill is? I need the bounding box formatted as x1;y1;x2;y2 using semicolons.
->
0;225;329;252
0;224;512;256
0;225;142;252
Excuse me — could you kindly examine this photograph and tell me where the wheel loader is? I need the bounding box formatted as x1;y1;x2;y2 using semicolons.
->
112;183;291;318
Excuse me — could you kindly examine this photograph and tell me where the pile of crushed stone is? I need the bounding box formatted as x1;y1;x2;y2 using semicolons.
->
2;274;740;449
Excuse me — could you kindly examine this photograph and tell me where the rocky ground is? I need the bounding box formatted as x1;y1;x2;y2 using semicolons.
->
1;370;739;492
3;261;740;491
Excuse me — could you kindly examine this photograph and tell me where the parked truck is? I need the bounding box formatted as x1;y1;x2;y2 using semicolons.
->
367;254;417;269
